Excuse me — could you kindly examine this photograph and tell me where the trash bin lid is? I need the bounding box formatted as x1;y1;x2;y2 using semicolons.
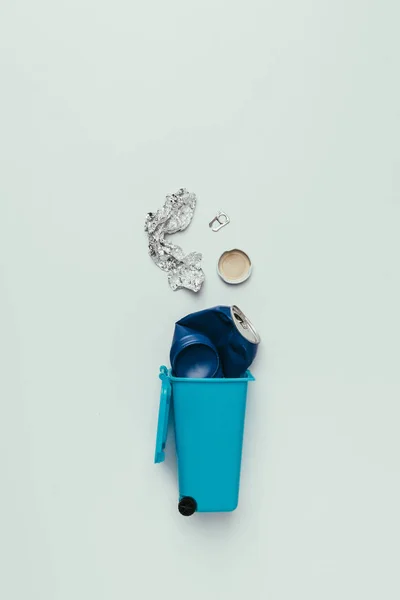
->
154;367;172;463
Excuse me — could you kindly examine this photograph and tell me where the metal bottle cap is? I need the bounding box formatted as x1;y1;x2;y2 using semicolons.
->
230;305;261;344
217;249;252;285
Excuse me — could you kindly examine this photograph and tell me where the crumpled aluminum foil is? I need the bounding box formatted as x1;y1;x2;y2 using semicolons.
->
144;188;205;292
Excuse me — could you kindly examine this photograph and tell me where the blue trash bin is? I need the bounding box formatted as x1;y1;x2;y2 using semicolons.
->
154;365;255;515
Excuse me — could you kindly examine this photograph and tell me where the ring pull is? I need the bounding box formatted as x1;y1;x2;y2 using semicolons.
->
209;211;230;232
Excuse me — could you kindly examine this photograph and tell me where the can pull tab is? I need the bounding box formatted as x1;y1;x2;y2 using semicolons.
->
235;313;248;328
209;211;230;232
232;308;248;329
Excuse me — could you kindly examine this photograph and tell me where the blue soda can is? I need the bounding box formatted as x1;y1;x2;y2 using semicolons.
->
170;305;260;378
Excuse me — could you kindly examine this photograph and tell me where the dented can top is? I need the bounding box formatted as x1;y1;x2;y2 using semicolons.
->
230;305;261;345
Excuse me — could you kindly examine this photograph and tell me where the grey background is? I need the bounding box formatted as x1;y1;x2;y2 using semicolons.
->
1;1;399;599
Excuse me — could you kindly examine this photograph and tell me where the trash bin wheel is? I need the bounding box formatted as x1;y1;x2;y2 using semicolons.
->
178;496;197;516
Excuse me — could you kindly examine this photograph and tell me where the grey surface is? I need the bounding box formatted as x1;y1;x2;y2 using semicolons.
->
1;1;400;599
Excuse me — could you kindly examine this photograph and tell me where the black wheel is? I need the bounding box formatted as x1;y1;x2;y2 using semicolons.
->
178;496;197;516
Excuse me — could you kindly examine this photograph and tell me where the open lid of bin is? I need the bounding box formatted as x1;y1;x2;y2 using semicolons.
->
154;366;172;464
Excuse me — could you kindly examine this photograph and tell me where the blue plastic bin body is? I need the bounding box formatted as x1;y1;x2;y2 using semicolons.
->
155;366;255;513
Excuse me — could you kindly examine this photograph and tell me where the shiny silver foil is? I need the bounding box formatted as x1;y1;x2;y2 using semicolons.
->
144;188;205;292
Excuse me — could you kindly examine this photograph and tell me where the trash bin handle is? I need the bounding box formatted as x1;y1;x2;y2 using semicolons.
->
154;366;171;463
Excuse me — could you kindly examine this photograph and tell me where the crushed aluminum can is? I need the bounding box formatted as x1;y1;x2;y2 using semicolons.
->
144;188;205;292
170;305;260;378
